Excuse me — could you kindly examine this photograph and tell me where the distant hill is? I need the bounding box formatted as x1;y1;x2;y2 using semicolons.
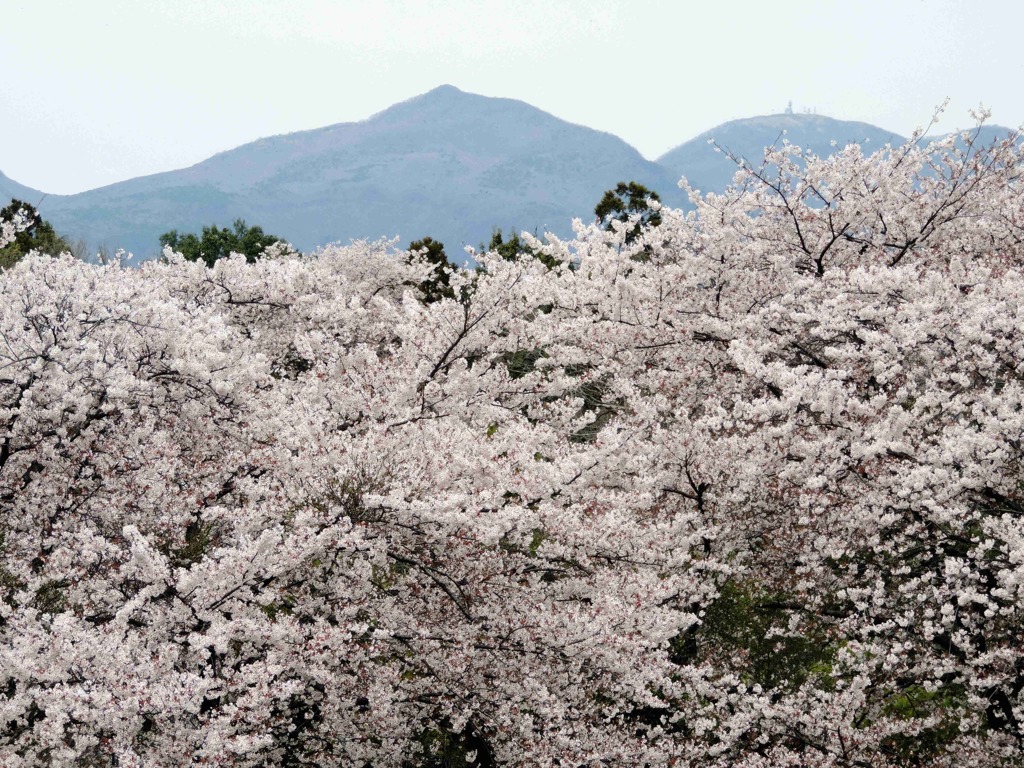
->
3;92;1017;262
923;124;1021;154
14;85;684;261
657;113;908;195
0;172;47;210
657;114;1019;195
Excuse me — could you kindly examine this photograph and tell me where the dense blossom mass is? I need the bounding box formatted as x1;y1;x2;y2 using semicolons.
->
2;121;1024;766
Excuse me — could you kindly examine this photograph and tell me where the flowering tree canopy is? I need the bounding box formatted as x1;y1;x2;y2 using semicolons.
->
2;120;1024;766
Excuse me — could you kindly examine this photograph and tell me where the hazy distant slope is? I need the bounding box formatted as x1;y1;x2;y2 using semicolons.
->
657;113;908;194
0;172;47;209
924;124;1021;154
9;93;1013;261
26;85;685;260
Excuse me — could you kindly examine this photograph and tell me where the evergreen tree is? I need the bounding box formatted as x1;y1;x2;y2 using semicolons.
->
0;199;71;268
406;236;454;303
594;181;662;245
482;228;560;270
159;219;287;266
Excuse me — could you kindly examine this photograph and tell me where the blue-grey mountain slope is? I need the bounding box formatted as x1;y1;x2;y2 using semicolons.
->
924;124;1022;155
8;95;1016;262
656;113;909;195
23;85;685;261
656;114;1019;196
0;172;47;209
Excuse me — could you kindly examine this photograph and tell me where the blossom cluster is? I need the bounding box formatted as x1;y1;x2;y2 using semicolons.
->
0;206;29;250
2;124;1023;766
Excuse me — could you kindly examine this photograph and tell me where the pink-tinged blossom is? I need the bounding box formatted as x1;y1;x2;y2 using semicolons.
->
2;120;1024;765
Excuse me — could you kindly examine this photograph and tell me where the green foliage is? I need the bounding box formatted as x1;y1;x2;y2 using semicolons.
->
261;593;297;623
594;181;662;246
672;579;836;693
877;683;971;765
406;236;455;303
481;228;560;270
0;199;72;268
159;218;286;267
528;528;546;556
32;579;68;614
499;348;547;380
168;521;219;567
483;233;556;383
406;722;494;767
0;530;21;611
564;365;621;444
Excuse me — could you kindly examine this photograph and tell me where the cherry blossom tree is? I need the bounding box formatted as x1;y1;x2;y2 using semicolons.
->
0;204;30;252
2;117;1024;766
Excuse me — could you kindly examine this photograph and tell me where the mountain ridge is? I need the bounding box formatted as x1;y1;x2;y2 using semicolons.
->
2;87;1016;261
657;112;910;195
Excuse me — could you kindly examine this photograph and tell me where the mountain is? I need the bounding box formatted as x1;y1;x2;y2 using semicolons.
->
657;114;1019;195
5;93;1017;262
0;172;47;209
924;124;1021;154
18;85;685;261
657;113;908;195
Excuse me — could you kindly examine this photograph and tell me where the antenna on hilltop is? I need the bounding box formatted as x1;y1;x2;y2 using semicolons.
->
785;100;793;115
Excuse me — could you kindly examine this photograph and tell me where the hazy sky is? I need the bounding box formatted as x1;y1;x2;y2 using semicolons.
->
2;0;1022;194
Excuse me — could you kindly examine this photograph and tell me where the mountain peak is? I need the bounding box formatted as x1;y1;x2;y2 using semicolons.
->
0;170;47;208
656;113;907;194
425;84;464;96
33;85;681;259
11;89;942;262
366;84;482;124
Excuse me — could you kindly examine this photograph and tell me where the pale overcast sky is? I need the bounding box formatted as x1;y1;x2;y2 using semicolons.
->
2;0;1022;194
